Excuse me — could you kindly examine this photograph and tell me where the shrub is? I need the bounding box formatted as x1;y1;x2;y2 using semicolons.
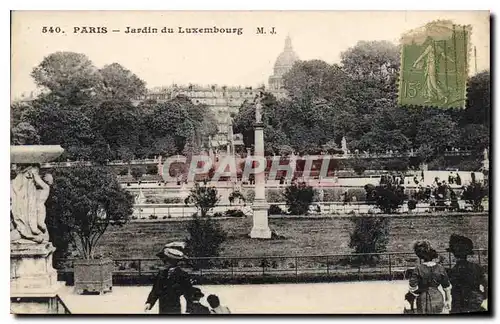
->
383;158;409;172
364;184;376;204
46;166;134;260
145;197;163;204
146;165;158;175
408;199;417;211
148;214;158;220
365;182;406;214
212;212;224;218
462;179;488;212
130;167;146;180
351;158;368;175
184;183;219;217
186;215;227;269
284;182;315;215
266;189;284;203
349;216;390;265
268;204;285;215
163;197;182;204
117;168;129;176
224;209;246;217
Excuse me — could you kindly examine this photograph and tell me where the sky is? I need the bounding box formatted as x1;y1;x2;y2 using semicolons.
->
11;10;490;99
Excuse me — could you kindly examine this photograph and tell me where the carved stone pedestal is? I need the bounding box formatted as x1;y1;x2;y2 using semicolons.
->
250;200;272;239
10;242;66;314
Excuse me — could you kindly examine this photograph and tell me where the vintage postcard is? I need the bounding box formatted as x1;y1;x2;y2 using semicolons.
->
10;10;490;315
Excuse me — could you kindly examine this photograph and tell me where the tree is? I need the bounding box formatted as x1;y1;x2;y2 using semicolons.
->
415;144;436;164
283;60;349;102
20;95;96;161
184;183;219;217
415;112;459;153
284;182;315;215
11;101;32;126
233;92;288;150
11;122;40;145
46;166;134;260
341;40;400;82
99;63;147;100
464;71;490;126
349;216;390;265
460;124;489;152
184;183;226;268
31;52;102;102
90;99;143;160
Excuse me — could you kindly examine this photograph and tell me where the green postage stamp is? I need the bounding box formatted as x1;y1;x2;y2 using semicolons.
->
398;20;472;108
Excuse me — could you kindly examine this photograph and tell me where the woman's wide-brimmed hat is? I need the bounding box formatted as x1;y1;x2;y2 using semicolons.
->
156;241;187;260
413;240;438;260
446;234;474;256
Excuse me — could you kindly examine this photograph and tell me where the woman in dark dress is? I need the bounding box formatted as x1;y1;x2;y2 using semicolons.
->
144;242;193;314
406;241;452;314
447;234;488;313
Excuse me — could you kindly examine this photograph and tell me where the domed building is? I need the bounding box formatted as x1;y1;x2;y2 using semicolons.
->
141;36;301;154
268;36;300;91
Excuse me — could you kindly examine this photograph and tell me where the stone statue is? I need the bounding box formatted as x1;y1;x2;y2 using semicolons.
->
10;165;52;244
33;171;52;242
255;92;264;123
341;137;348;153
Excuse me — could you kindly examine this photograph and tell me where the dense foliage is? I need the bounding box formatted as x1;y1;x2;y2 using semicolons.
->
184;183;219;217
284;182;315;215
462;178;488;212
11;52;218;161
46;166;134;259
233;41;490;170
184;183;226;268
365;181;406;214
349;216;390;265
186;215;227;269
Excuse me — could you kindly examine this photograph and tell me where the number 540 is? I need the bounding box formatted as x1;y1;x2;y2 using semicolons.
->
404;81;421;98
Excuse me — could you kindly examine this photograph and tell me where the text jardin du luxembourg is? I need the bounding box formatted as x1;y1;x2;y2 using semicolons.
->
124;26;244;35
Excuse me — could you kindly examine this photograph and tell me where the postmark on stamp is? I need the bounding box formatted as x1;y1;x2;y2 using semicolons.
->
398;20;471;108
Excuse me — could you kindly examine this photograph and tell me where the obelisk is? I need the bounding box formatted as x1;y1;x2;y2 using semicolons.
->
250;91;271;239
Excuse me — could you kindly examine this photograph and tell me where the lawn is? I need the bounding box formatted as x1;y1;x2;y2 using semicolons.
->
96;213;489;259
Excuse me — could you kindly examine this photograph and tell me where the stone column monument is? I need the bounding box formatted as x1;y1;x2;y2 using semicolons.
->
250;92;271;239
10;145;67;314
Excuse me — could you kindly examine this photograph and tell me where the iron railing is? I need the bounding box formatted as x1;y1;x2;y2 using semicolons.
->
131;200;488;219
55;249;488;282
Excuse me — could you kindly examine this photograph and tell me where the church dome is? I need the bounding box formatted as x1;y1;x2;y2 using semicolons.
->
273;36;299;72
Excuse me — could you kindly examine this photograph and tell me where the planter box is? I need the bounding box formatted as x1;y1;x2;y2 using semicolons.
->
74;259;113;295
